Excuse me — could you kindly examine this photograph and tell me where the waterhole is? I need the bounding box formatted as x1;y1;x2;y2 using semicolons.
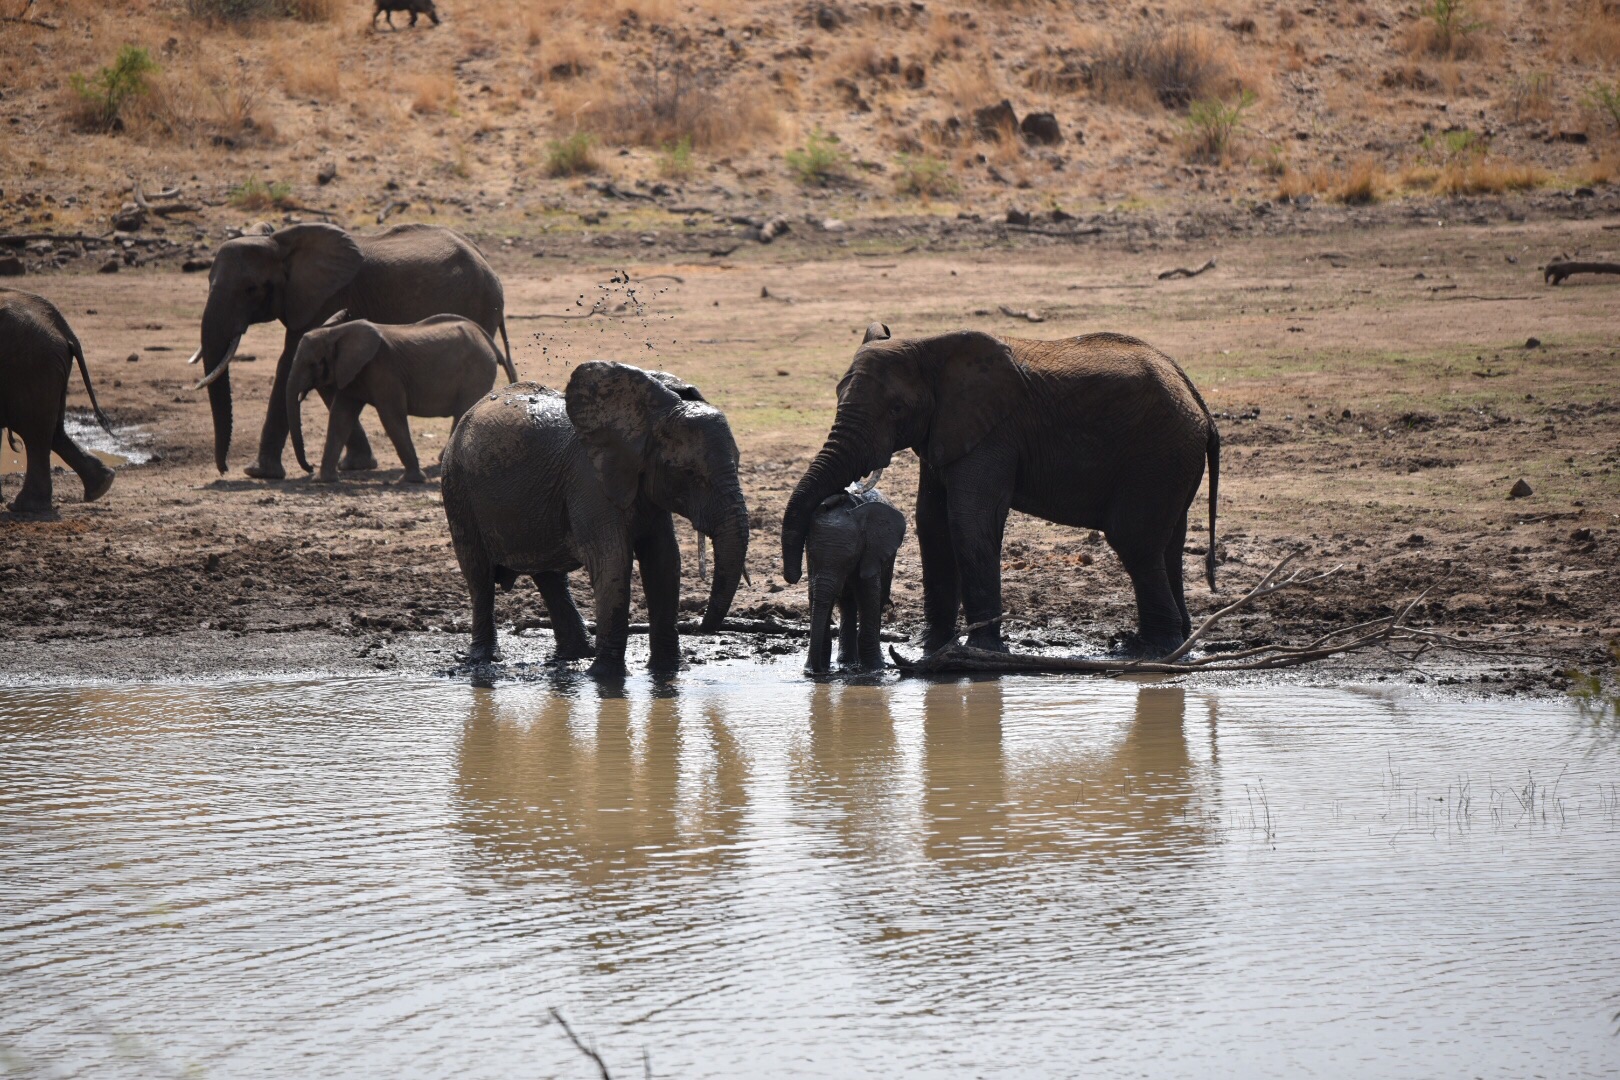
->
0;413;153;475
2;664;1616;1077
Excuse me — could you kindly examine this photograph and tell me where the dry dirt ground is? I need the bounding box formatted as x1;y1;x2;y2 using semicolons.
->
2;210;1617;692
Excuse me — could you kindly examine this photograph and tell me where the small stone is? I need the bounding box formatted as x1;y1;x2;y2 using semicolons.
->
1571;527;1593;542
1524;337;1541;348
97;258;120;274
973;99;1019;139
1020;111;1062;145
820;218;847;232
0;255;23;276
317;161;338;185
205;553;222;573
1341;408;1352;419
1405;533;1427;546
1508;478;1533;499
1005;207;1031;226
126;352;139;363
182;257;212;273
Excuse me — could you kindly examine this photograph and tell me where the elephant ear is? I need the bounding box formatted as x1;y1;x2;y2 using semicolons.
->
273;223;364;330
859;505;907;580
923;331;1030;466
646;370;706;402
862;321;891;344
330;322;383;389
566;361;681;510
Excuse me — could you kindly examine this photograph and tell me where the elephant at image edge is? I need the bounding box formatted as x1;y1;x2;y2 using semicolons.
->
804;486;907;673
782;324;1219;656
442;363;749;676
190;221;516;478
0;287;116;513
287;313;502;483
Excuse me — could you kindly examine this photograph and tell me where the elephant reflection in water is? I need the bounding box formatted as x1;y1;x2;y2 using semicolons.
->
792;682;907;861
454;690;748;896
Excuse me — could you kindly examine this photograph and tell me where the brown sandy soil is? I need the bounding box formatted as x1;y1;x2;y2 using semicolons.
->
2;211;1617;691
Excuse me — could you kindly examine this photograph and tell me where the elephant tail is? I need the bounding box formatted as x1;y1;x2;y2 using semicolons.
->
1205;422;1220;591
497;318;517;384
71;337;116;436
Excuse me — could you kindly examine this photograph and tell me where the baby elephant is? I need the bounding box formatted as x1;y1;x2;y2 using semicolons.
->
289;314;499;484
373;0;440;28
804;486;907;673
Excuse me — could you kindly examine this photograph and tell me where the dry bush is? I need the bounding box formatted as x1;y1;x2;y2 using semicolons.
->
936;56;1001;112
1501;72;1554;124
1433;158;1546;194
1404;0;1490;60
1573;153;1619;185
126;62;276;147
1089;26;1229;109
1332;157;1388;203
1275;167;1313;201
1566;0;1620;64
534;21;593;81
273;44;343;99
402;71;455;114
574;37;778;150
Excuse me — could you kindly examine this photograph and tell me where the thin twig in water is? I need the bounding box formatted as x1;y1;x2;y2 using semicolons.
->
550;1008;613;1080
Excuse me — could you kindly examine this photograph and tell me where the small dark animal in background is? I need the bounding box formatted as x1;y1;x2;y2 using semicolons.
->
373;0;440;29
804;483;907;673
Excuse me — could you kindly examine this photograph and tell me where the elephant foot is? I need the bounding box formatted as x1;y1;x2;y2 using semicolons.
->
462;644;500;665
551;640;595;663
6;495;52;515
587;656;627;680
313;471;339;484
965;629;1007;653
1111;632;1185;660
339;453;379;473
401;469;427;485
81;469;115;503
919;630;958;655
244;461;286;480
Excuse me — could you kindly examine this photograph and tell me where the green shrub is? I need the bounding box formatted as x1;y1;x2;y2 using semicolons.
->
894;153;957;198
658;136;695;180
1584;81;1620;135
545;132;597;177
230;177;293;210
69;45;159;132
1419;0;1486;56
785;128;849;186
1420;129;1485;164
1182;90;1254;163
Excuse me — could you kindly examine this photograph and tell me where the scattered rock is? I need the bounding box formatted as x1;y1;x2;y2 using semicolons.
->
998;304;1044;323
973;99;1018;139
182;257;213;273
820;218;847;232
0;255;22;277
316;161;339;186
111;205;146;231
1508;478;1533;499
814;3;843;31
902;61;926;89
1020;112;1062;145
1005;207;1032;226
1402;533;1427;547
97;258;120;274
204;553;222;574
1524;337;1541;348
1571;527;1593;543
1049;207;1073;222
757;216;791;243
126;352;139;363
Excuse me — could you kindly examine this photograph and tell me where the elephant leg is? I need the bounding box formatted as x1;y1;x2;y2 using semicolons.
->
247;332;301;479
635;514;682;673
805;572;837;674
584;544;634;677
314;394;363;483
856;572;885;671
944;457;1014;653
836;582;860;668
1111;529;1186;656
52;422;114;503
534;571;594;661
454;542;499;663
1165;514;1192;641
916;460;960;652
9;420;54;513
374;399;424;483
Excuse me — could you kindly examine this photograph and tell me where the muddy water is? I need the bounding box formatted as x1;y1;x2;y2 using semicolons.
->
3;667;1617;1078
0;414;154;475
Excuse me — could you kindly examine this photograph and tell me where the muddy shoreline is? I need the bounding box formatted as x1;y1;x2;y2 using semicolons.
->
2;208;1617;695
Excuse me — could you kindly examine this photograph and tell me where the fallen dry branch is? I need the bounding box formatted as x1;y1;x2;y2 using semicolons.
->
1;233;114;246
1544;259;1620;285
549;1009;613;1080
888;554;1528;677
512;615;907;642
1158;258;1217;280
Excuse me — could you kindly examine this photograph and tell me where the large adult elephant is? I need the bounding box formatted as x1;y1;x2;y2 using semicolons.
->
782;325;1220;656
441;362;749;676
0;287;116;513
190;221;516;478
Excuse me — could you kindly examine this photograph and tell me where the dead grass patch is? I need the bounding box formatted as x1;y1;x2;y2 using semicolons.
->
534;20;592;80
1088;26;1230;109
936;56;1001;112
1404;0;1491;60
273;44;342;100
1433;158;1547;194
402;71;455;115
1566;0;1620;66
572;38;779;150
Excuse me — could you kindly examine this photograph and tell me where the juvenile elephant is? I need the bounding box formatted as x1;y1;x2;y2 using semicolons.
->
0;288;116;513
442;362;750;676
782;324;1219;657
190;222;515;479
804;485;907;674
288;313;500;484
373;0;439;27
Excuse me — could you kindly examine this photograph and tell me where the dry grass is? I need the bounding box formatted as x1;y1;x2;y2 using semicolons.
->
936;57;1002;112
1088;26;1230;109
572;43;780;151
1572;153;1619;186
1330;157;1388;204
1566;0;1620;65
273;45;343;100
402;71;456;115
534;20;592;81
1433;158;1547;194
1404;0;1492;61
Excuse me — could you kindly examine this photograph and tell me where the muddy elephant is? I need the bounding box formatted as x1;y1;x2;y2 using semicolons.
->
373;0;439;28
782;324;1219;656
0;288;116;513
288;313;500;484
190;222;515;479
804;485;906;673
442;362;749;676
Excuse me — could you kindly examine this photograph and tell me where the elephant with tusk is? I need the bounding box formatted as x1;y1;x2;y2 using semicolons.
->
442;363;750;677
782;322;1220;658
189;221;516;479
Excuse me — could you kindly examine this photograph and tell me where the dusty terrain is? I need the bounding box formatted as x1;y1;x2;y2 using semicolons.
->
2;206;1616;690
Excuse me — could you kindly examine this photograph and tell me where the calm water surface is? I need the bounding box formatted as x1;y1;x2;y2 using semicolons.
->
3;664;1617;1078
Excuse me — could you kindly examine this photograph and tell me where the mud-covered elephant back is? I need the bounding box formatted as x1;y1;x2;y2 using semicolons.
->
565;361;683;509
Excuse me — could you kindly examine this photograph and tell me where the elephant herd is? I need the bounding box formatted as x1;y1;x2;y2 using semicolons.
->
0;221;1221;677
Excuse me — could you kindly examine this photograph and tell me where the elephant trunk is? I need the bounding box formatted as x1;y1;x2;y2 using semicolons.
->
198;297;243;474
287;353;316;474
699;488;750;633
782;411;882;585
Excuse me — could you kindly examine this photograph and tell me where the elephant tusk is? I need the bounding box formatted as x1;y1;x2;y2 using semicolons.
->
191;336;241;390
742;565;752;588
186;347;203;365
853;467;884;494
